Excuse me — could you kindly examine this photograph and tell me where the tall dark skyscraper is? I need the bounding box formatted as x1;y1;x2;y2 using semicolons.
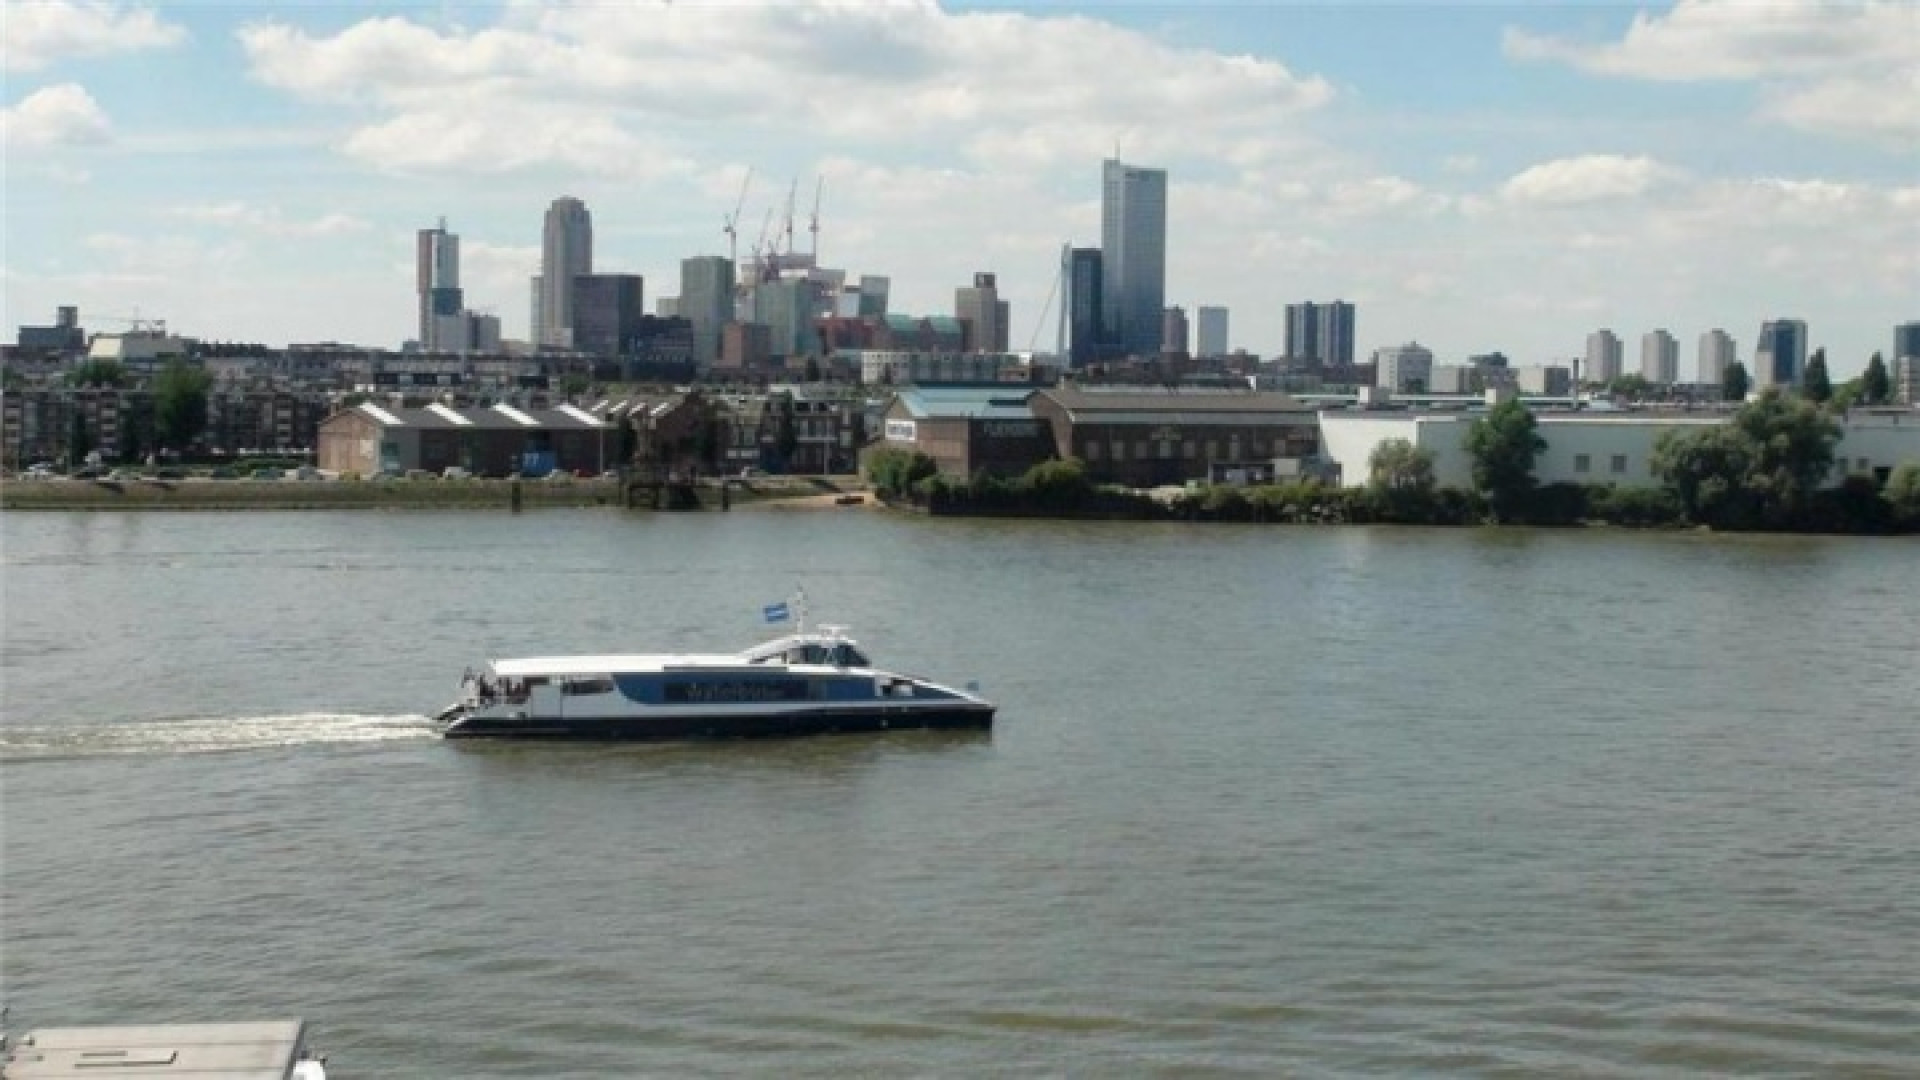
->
416;218;461;350
571;273;644;356
1061;246;1105;369
1755;318;1807;390
1895;321;1920;361
1284;301;1355;369
1100;158;1167;358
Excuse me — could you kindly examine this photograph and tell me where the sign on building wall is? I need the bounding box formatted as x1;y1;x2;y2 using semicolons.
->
981;420;1039;439
885;420;917;442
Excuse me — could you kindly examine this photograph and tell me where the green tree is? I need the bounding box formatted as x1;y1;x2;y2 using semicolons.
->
1722;360;1750;402
1653;390;1840;528
153;358;213;453
1886;462;1920;525
1861;352;1890;406
1367;438;1436;493
1462;398;1546;522
1606;373;1651;399
803;356;823;383
1733;389;1839;518
1802;347;1831;404
68;359;128;388
773;396;799;468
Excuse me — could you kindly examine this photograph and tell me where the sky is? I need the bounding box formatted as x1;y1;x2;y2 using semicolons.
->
2;0;1916;379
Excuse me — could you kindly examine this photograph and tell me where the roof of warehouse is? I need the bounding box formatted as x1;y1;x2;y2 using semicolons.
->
348;402;609;430
891;387;1038;420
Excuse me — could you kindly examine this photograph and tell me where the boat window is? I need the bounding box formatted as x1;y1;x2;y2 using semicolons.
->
562;677;615;696
834;643;869;666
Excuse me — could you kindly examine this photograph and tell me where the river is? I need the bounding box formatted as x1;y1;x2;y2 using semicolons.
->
4;510;1916;1075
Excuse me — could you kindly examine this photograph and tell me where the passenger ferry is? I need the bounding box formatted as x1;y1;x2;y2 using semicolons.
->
434;607;995;741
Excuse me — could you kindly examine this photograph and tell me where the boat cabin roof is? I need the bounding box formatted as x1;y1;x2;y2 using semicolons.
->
2;1020;314;1079
486;631;867;679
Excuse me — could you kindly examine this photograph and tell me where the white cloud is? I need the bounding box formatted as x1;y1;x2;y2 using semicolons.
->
1;82;111;145
237;2;1332;176
1;0;186;71
1501;154;1677;205
1504;0;1920;146
168;203;372;237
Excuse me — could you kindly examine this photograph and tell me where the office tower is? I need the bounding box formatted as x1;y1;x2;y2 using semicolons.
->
1284;301;1355;368
570;273;644;356
1698;329;1736;386
416;218;462;351
1585;329;1623;384
1374;342;1434;392
1895;321;1920;362
1640;329;1679;385
857;276;890;318
1162;305;1189;354
1894;356;1920;405
1062;246;1104;369
1754;318;1807;389
955;272;1008;353
751;277;811;358
1100;158;1167;358
680;256;735;371
534;196;593;348
1196;306;1228;357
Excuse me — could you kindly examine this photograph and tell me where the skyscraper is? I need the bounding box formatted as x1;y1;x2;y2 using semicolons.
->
1585;329;1623;384
1698;329;1735;386
416;218;462;351
571;273;644;356
1894;321;1920;363
534;196;593;349
1195;306;1228;358
1754;318;1807;389
1284;301;1355;369
1100;158;1167;358
955;272;1009;353
680;256;735;371
1162;306;1189;355
1061;246;1104;369
1640;329;1679;385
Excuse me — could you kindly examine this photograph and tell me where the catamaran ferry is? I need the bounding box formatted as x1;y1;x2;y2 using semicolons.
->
433;605;995;741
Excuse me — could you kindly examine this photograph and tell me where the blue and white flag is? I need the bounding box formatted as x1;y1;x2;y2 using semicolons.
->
763;601;790;624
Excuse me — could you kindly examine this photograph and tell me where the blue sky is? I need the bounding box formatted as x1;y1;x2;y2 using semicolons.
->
4;0;1915;377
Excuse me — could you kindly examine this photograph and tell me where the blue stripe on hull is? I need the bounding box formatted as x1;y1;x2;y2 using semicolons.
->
443;704;995;741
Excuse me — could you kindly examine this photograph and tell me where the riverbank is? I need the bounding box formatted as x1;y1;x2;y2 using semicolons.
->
0;475;861;511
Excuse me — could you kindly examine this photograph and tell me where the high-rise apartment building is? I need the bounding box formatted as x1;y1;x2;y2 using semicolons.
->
534;196;593;348
1697;329;1736;387
955;272;1009;353
1584;329;1623;385
679;256;735;371
1754;318;1807;389
1284;301;1355;369
1895;321;1920;363
1162;306;1189;355
570;274;644;356
1374;342;1434;393
1894;356;1920;406
416;218;462;351
1100;158;1167;358
1195;306;1228;358
1062;247;1104;369
1640;329;1679;385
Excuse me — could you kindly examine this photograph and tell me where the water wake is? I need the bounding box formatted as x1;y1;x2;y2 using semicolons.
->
0;712;441;760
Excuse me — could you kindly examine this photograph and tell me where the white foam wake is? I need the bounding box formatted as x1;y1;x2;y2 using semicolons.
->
0;712;442;760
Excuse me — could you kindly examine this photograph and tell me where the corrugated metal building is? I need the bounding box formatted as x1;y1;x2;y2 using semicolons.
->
316;401;611;477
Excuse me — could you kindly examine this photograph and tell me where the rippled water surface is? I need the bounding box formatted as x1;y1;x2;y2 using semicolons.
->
5;511;1917;1076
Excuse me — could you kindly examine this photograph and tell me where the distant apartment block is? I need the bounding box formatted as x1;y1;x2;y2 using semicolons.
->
679;256;735;371
1697;329;1736;387
1754;318;1807;390
1284;301;1356;370
1195;306;1228;358
1585;329;1623;385
1640;329;1679;385
571;274;645;356
1374;342;1434;392
954;272;1009;353
1162;305;1189;355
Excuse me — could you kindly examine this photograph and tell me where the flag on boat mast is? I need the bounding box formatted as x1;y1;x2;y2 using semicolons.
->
763;601;790;624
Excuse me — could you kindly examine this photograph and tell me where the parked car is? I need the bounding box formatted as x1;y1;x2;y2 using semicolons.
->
442;466;473;480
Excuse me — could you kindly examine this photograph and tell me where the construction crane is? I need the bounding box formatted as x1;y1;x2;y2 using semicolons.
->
808;176;824;260
722;167;754;266
753;207;778;282
97;313;169;335
782;177;798;256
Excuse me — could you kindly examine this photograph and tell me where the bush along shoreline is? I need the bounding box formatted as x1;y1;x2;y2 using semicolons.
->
863;392;1920;536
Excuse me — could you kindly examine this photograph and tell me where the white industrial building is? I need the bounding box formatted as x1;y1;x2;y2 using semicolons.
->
1319;405;1920;490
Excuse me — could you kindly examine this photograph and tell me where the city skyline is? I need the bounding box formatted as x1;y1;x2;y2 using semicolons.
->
3;1;1915;376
